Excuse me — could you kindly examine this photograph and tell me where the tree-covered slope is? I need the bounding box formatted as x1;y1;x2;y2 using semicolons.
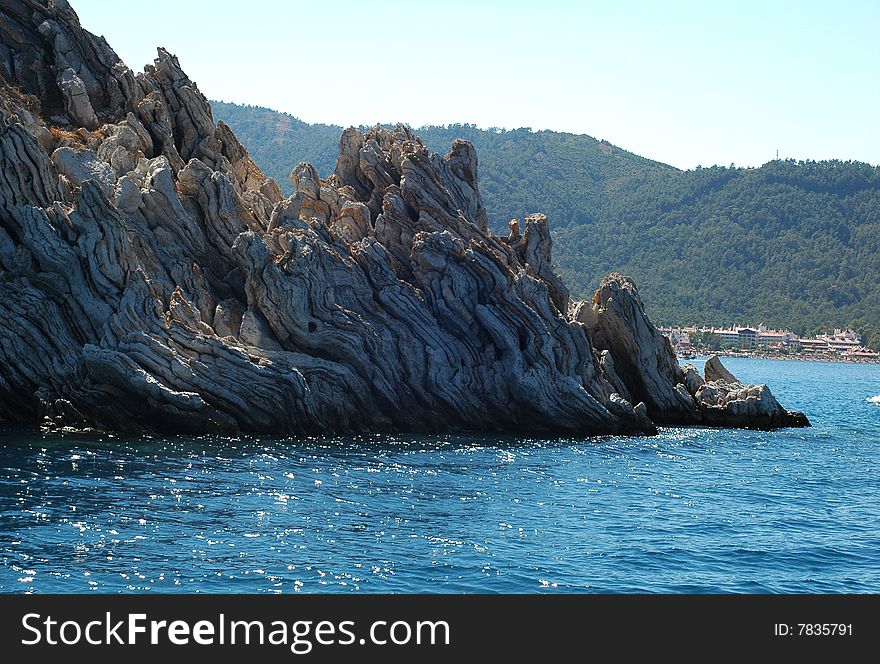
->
211;101;341;181
210;101;676;225
554;161;880;341
212;101;880;344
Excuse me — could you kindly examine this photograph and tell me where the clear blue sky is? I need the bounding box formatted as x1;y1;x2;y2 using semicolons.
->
72;0;879;170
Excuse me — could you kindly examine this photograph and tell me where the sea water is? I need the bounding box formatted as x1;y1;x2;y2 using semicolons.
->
1;357;878;593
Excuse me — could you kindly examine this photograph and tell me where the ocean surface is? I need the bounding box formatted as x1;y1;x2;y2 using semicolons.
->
1;357;878;593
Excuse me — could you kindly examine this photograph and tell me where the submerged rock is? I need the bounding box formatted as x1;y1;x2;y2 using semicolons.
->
0;0;809;436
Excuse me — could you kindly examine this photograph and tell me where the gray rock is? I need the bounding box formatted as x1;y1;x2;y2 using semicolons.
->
704;355;739;383
51;146;116;194
520;213;570;314
598;350;633;404
695;356;810;429
213;299;245;338
239;309;282;351
57;67;99;129
444;139;488;232
681;363;705;396
580;273;702;425
508;218;520;241
3;2;140;125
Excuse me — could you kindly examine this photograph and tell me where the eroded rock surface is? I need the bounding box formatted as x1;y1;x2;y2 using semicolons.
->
579;274;701;425
0;1;808;435
580;275;808;430
692;356;810;429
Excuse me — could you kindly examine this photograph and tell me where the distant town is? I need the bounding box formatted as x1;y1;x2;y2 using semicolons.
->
659;324;880;363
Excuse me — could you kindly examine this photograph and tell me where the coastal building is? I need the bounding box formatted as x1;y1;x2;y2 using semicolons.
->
708;326;761;346
755;324;797;347
795;338;829;353
657;327;690;345
757;330;791;346
831;328;860;341
737;328;757;346
662;323;876;361
826;338;862;353
716;328;740;344
813;329;863;353
658;327;693;355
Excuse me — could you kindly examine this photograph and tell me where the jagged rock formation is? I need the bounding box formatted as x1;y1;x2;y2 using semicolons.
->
703;355;738;384
577;275;702;425
687;357;810;429
0;0;808;435
580;275;809;430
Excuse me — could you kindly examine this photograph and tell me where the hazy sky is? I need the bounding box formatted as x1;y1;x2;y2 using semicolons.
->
72;0;879;170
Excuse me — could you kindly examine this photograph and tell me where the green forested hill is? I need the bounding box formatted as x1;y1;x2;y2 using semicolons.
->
212;101;880;347
562;163;880;348
210;100;677;224
211;101;342;179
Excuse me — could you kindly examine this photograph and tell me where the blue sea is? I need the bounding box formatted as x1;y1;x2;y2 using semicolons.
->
1;357;878;593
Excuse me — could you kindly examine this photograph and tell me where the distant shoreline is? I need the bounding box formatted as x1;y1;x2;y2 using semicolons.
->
681;351;880;365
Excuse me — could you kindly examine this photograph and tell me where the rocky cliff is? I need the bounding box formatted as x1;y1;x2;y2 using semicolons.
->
0;0;808;435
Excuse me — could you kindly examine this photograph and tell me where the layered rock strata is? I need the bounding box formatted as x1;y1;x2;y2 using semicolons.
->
0;0;808;435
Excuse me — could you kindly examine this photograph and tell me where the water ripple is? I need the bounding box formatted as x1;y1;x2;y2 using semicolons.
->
0;358;878;592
